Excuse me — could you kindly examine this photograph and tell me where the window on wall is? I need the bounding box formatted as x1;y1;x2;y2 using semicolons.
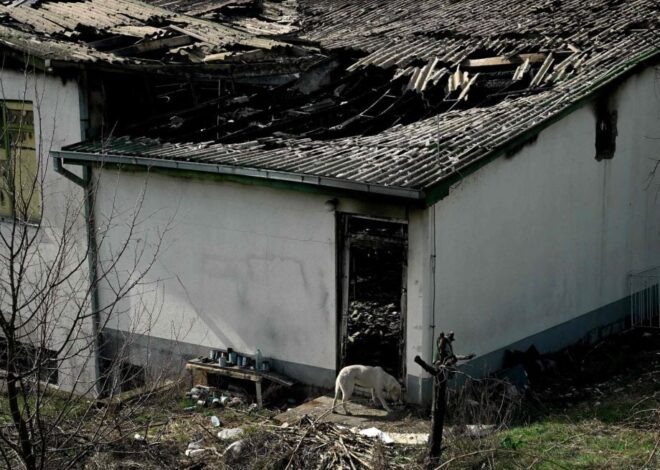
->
0;336;59;385
0;101;41;220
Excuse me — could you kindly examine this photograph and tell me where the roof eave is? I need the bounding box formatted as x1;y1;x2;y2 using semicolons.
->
50;149;426;202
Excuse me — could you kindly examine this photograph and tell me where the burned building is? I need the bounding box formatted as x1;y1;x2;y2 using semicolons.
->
0;0;658;401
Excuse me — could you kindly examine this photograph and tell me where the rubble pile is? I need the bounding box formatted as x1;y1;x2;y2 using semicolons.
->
346;301;402;374
223;416;417;469
347;301;401;343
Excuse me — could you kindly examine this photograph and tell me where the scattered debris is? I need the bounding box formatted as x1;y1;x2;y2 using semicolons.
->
186;357;295;409
187;384;219;403
359;427;394;444
227;397;244;408
223;416;418;469
184;438;220;459
187;440;203;450
223;439;245;458
389;433;429;446
184;448;208;458
465;424;496;438
211;397;223;407
217;428;244;440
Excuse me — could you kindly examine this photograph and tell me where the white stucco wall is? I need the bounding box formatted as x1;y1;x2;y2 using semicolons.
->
94;171;413;387
430;66;660;363
0;68;85;224
91;65;659;400
403;207;433;400
0;68;94;392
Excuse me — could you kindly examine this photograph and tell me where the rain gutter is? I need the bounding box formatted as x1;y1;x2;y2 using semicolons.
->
49;149;426;202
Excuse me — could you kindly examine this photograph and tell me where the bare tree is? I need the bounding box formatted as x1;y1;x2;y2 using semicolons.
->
0;60;176;470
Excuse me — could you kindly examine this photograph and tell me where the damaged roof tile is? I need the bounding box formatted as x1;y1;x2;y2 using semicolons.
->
0;0;308;67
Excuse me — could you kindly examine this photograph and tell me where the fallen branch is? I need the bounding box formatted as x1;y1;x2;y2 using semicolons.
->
435;448;498;469
643;433;660;468
284;419;315;470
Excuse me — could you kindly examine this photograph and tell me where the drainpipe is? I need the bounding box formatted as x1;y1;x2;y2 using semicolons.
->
53;158;103;397
429;203;437;364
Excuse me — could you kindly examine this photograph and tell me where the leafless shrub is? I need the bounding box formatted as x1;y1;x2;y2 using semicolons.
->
0;59;182;470
446;374;522;428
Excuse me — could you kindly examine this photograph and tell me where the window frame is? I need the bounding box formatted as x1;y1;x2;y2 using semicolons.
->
0;100;41;222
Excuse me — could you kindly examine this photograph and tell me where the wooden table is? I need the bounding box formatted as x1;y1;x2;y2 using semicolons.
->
186;358;295;408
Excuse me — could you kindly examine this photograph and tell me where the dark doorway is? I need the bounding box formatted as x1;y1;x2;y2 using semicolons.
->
338;214;408;382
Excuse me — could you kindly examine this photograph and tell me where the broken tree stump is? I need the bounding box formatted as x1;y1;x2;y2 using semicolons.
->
415;331;475;469
414;355;447;469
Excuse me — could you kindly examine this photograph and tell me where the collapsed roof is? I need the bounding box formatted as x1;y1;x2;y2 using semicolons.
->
4;0;659;200
0;0;314;78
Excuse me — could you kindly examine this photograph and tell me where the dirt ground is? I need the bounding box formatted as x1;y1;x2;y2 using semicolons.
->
274;395;429;433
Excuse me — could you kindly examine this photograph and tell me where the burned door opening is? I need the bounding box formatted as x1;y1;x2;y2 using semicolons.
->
338;215;407;382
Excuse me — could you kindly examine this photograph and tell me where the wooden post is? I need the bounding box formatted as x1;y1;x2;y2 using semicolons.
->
255;381;263;408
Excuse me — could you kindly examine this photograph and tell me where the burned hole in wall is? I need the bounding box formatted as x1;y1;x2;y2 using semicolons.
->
595;96;617;160
341;216;407;381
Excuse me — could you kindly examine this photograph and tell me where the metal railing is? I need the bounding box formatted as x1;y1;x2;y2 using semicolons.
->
629;267;660;328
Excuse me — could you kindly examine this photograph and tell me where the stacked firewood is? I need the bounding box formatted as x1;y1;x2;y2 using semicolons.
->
347;301;400;343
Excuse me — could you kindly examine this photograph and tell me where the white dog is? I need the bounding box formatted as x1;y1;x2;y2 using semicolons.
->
332;365;402;415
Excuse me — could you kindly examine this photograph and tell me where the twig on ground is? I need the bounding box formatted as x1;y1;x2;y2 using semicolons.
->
435;448;498;469
643;433;660;468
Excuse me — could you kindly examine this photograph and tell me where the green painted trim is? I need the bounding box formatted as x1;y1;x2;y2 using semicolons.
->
458;294;631;383
424;47;660;206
